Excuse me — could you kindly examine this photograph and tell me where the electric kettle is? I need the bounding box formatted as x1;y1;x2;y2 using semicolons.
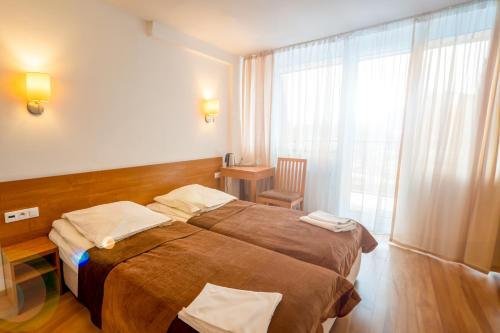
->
224;153;235;167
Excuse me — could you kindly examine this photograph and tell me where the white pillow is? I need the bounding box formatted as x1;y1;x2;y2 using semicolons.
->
147;202;194;223
154;184;236;214
158;199;203;215
62;201;170;248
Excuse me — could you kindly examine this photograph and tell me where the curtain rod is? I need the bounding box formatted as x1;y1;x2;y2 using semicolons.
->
243;0;491;58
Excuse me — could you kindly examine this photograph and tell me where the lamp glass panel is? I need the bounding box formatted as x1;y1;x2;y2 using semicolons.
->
26;73;51;101
203;99;220;116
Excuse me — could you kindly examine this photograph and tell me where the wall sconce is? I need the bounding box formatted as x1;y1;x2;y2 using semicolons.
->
26;72;51;115
202;99;220;123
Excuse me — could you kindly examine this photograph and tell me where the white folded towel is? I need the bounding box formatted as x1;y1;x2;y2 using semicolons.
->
308;210;352;225
300;216;357;232
178;283;282;333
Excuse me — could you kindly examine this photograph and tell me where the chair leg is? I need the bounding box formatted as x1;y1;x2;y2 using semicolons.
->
299;201;304;210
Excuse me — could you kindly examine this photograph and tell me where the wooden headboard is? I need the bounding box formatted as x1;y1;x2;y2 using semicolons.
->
0;157;222;245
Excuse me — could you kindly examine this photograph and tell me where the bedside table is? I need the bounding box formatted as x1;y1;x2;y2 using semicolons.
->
2;236;61;314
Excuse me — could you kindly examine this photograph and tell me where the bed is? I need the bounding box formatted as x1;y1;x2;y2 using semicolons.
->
2;157;368;332
149;199;377;278
49;218;361;333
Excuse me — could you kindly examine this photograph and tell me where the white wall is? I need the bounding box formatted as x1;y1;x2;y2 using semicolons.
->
0;0;239;181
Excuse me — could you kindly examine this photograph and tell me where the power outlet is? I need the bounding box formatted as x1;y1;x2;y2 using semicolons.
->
4;207;39;223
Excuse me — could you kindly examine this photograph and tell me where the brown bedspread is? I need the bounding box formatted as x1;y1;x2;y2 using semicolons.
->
188;201;378;277
78;222;360;333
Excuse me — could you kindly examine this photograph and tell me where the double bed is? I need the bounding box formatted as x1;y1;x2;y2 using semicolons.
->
48;200;366;333
19;159;377;332
0;157;375;332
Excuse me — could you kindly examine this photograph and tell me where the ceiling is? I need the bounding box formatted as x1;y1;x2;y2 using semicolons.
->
108;0;469;55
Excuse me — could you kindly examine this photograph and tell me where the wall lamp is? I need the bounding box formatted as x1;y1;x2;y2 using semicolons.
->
26;72;51;115
202;99;220;123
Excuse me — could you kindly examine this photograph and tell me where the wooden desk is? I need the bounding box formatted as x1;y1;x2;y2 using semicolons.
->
220;166;275;202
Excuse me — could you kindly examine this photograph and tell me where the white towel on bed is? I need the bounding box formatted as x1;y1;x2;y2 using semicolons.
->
300;215;357;232
178;283;282;333
308;210;352;225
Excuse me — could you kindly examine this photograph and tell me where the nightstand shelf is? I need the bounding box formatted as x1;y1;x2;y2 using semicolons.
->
2;236;61;315
15;260;57;284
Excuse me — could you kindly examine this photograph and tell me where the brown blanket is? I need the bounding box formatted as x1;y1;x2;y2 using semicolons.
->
188;201;378;277
78;222;360;333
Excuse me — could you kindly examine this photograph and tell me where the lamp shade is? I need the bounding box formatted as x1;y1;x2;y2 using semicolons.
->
26;72;51;101
202;99;220;116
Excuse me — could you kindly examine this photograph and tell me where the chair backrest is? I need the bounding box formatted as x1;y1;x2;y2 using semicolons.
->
275;157;307;195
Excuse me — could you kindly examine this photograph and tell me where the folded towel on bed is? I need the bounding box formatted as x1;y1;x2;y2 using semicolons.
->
178;283;282;333
308;210;352;225
300;215;357;232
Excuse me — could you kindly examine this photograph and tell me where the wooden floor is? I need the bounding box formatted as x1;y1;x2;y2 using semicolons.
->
332;238;499;333
1;237;498;333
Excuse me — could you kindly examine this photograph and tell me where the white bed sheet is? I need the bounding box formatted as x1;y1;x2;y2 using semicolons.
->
63;262;79;296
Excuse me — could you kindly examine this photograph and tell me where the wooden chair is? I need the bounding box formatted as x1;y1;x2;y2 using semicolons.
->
257;157;307;210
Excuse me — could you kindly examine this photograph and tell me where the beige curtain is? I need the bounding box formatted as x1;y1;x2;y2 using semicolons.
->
238;54;274;198
391;1;500;272
240;54;273;166
464;19;500;272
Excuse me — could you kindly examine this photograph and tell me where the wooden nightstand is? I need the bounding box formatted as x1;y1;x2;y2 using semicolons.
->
2;236;61;314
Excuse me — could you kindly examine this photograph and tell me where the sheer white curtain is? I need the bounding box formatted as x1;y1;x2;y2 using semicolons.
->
392;1;499;267
240;54;274;166
271;21;413;233
239;0;499;271
464;25;500;272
